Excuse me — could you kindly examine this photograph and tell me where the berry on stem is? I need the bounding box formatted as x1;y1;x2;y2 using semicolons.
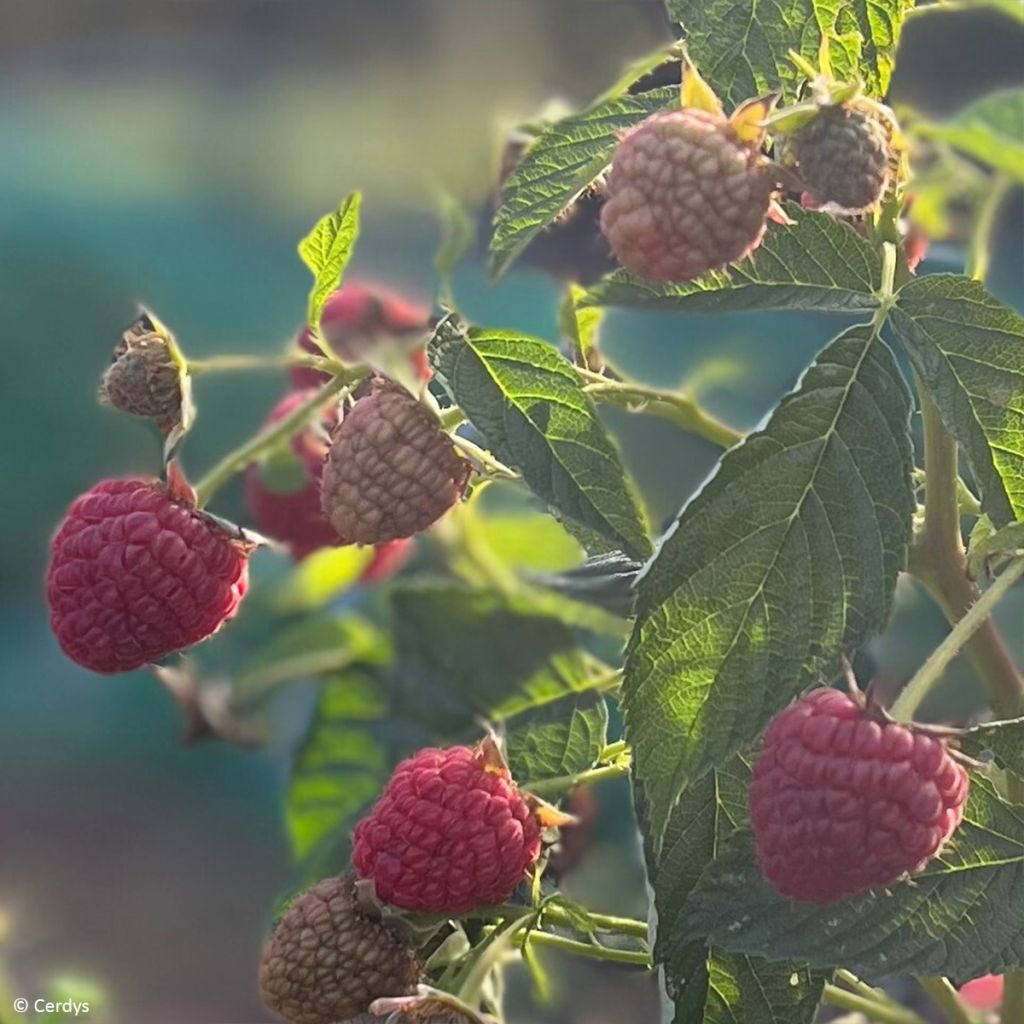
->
259;874;421;1024
353;741;544;914
749;688;969;904
321;378;470;545
47;476;251;673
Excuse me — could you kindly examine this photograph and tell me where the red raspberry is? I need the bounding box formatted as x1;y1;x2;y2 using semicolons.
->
359;537;415;584
749;689;969;904
321;379;470;545
291;281;430;389
353;745;543;913
259;874;421;1024
600;108;778;282
47;477;250;673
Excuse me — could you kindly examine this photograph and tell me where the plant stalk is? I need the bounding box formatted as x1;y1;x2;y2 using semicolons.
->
187;353;345;376
822;983;928;1024
525;756;632;798
918;978;974;1024
524;931;652;968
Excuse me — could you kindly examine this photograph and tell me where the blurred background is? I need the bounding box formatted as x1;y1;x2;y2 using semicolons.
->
1;2;1022;1022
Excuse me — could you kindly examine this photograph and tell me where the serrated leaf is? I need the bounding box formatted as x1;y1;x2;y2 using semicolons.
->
963;717;1024;777
664;0;911;108
430;321;652;560
682;776;1024;979
528;552;643;619
505;690;608;783
285;666;394;860
272;545;376;613
299;192;362;328
639;767;827;1024
890;274;1024;527
625;324;914;843
968;516;1024;579
392;582;611;737
488;87;677;279
914;90;1024;182
582;207;883;313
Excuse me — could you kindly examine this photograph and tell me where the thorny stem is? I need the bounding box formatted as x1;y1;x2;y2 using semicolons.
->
821;984;928;1024
577;370;743;449
525;755;633;798
918;977;974;1024
193;368;365;507
523;931;652;968
890;556;1024;721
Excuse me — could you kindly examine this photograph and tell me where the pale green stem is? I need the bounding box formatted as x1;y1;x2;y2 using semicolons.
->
822;984;928;1024
457;903;649;940
601;740;629;761
187;353;345;376
524;931;652;968
525;755;632;798
577;369;742;449
919;977;975;1024
439;406;467;431
891;557;1024;721
193;368;363;507
966;174;1011;288
835;968;896;1006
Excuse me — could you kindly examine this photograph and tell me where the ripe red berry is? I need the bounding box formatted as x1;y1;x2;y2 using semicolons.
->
321;379;470;545
47;477;250;673
600;108;779;282
259;874;421;1024
291;281;430;389
353;744;543;914
749;688;969;904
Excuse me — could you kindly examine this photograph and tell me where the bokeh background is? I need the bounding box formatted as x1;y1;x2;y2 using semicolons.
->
1;3;1022;1023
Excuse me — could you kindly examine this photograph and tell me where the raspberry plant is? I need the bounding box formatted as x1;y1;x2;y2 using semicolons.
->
45;2;1024;1022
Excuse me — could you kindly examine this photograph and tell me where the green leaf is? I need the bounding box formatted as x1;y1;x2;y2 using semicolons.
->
625;324;914;843
272;545;376;613
559;284;605;369
582;207;883;313
392;581;611;737
914;90;1024;183
488;87;677;279
430;319;652;561
286;666;394;860
528;552;642;619
962;716;1024;777
505;690;608;783
639;767;827;1024
890;274;1024;527
968;516;1024;580
664;0;911;108
298;192;362;328
682;776;1024;979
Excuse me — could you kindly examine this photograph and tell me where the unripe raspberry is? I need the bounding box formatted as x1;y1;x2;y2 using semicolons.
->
259;874;421;1024
47;477;250;673
600;108;778;281
749;688;969;904
99;311;192;437
292;281;430;389
353;744;543;914
321;380;469;545
788;103;894;213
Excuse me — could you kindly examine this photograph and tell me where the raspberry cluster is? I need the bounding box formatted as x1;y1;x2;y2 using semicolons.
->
749;688;969;904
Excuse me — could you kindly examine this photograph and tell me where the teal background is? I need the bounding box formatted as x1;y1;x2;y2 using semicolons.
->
0;3;1021;1022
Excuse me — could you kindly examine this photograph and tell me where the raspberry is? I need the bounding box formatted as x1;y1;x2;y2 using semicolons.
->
749;688;969;904
788;103;893;213
321;380;470;545
353;744;543;913
245;391;342;560
291;281;430;389
359;537;415;583
259;874;421;1024
600;108;778;282
99;311;191;437
47;477;250;673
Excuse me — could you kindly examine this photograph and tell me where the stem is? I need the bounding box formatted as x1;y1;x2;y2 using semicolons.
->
891;556;1024;721
822;983;928;1024
1004;971;1024;1024
579;373;742;449
193;368;363;507
966;174;1011;287
918;978;974;1024
234;647;359;706
600;740;629;761
187;353;345;376
835;968;895;1006
439;405;467;431
458;903;649;941
524;931;652;968
525;755;632;798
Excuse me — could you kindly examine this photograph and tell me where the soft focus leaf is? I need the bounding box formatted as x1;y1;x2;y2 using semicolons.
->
430;319;651;560
273;545;376;613
890;275;1024;527
681;777;1024;979
625;325;914;843
914;90;1024;182
583;208;883;313
299;192;362;328
967;517;1024;579
489;87;676;279
963;716;1024;777
528;552;643;619
559;284;605;369
664;0;911;107
505;690;608;783
479;512;584;572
